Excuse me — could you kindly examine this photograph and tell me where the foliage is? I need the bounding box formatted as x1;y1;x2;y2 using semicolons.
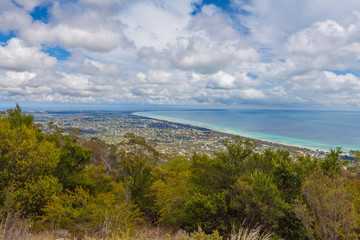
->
86;163;115;194
321;147;343;176
43;185;142;238
0;107;61;218
117;150;155;214
5;104;34;129
182;192;228;234
13;175;62;218
186;227;223;240
0;120;60;189
295;167;357;240
150;157;190;227
55;140;93;192
346;150;360;174
1;105;360;239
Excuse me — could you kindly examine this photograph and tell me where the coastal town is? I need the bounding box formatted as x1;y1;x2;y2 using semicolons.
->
32;110;327;158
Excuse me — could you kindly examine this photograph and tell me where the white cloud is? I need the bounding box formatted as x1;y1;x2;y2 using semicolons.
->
207;71;236;89
170;37;259;74
0;2;32;33
0;71;37;88
56;73;112;97
285;20;357;56
65;53;126;77
200;4;220;16
1;0;360;108
0;38;56;71
117;1;193;50
20;23;131;52
0;71;52;97
137;12;259;74
141;70;173;84
0;70;119;103
78;0;127;7
241;88;266;100
240;0;360;47
282;19;360;76
314;71;360;92
13;0;46;11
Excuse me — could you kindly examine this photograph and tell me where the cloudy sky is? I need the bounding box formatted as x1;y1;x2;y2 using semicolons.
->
1;0;360;110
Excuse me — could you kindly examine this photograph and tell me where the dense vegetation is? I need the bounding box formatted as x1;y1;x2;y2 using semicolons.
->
0;105;360;239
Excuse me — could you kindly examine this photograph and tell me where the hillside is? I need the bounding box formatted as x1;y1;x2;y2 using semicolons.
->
0;105;359;240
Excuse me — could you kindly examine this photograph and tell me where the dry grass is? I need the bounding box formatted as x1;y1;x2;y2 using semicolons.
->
0;213;71;240
230;226;273;240
0;214;273;240
0;213;31;240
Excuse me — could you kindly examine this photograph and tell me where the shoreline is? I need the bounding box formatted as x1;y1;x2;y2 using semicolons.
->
132;112;326;154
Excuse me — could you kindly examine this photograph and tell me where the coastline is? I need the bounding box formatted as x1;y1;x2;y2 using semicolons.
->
32;109;328;157
132;111;326;154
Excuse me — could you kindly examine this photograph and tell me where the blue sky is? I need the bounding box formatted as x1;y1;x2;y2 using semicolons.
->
0;0;360;110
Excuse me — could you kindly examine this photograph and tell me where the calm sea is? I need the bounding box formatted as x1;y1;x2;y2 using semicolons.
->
133;109;360;152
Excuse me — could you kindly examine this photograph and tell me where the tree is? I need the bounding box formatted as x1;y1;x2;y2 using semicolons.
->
55;141;92;192
321;147;343;176
0;106;61;217
117;150;155;214
182;192;228;234
13;175;62;218
150;157;190;227
6;104;34;129
295;167;357;240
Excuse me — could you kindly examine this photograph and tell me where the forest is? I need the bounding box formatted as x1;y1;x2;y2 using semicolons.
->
0;105;359;240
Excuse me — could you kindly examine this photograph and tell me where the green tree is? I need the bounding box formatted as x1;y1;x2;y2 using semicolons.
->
43;185;142;238
6;104;34;129
295;167;357;240
182;192;228;234
117;150;155;215
55;141;92;192
14;175;62;218
321;147;343;176
0;105;61;218
150;157;190;227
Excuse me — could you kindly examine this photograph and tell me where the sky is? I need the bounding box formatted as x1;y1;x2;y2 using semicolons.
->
0;0;360;110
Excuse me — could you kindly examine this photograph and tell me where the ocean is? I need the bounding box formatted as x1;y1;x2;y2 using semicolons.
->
133;109;360;152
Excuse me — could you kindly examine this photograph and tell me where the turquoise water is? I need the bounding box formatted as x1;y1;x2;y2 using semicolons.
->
133;109;360;152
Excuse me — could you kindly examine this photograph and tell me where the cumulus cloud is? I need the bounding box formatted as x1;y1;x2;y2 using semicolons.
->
239;0;360;47
0;38;57;71
78;0;127;7
137;11;259;74
0;70;119;103
21;23;131;52
206;71;236;89
263;70;360;107
64;53;126;77
137;70;173;84
170;37;259;74
284;19;360;71
293;71;360;93
0;1;32;33
0;71;51;98
13;0;47;11
1;0;360;108
55;73;112;97
286;20;347;55
14;0;133;52
241;88;266;100
117;0;194;50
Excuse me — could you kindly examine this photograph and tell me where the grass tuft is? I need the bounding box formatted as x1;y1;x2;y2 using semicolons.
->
0;213;30;240
230;226;273;240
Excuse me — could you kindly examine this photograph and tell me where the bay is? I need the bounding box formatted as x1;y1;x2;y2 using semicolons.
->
133;109;360;152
